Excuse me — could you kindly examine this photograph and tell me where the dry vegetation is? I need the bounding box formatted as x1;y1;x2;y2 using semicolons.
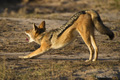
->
0;0;120;80
0;57;120;80
0;0;120;19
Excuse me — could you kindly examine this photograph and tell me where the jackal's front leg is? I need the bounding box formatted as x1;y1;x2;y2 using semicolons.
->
19;42;51;59
19;48;44;59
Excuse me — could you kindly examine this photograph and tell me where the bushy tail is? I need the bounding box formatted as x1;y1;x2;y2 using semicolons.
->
86;10;114;40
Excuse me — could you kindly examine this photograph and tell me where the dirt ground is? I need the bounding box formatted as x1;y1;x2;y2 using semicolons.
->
0;0;120;80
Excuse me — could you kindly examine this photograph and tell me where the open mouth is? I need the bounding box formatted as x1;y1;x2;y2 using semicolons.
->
26;38;29;42
25;33;34;43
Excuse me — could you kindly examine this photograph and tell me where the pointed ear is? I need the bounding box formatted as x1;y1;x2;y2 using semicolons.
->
38;21;46;31
33;23;38;31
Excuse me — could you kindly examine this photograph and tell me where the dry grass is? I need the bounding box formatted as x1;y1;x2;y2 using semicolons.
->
112;0;120;9
0;56;120;80
0;0;120;19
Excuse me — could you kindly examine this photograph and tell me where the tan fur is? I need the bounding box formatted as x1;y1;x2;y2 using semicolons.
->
19;10;114;62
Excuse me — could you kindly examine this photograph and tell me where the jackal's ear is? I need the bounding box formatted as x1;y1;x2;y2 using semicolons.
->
38;21;46;31
33;23;38;31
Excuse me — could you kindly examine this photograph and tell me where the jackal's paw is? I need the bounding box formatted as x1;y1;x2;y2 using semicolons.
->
92;59;97;62
19;56;29;59
85;60;92;62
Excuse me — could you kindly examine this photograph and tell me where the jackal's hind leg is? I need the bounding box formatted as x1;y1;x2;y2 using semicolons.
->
77;26;94;62
79;33;94;62
90;35;98;61
85;41;94;62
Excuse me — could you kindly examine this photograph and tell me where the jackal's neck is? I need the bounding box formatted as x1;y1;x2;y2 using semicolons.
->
35;32;45;44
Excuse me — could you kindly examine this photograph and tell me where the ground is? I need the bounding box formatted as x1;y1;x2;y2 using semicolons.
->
0;0;120;80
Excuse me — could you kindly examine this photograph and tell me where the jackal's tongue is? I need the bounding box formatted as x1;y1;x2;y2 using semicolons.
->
26;38;29;41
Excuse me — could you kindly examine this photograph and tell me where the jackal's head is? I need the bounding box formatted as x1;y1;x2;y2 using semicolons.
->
25;21;46;43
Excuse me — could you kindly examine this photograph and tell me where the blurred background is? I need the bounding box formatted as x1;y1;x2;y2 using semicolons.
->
0;0;119;19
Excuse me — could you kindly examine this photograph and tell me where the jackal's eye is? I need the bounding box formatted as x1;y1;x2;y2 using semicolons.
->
25;30;29;33
25;29;32;33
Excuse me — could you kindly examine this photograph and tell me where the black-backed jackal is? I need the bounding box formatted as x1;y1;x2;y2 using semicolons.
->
19;10;114;62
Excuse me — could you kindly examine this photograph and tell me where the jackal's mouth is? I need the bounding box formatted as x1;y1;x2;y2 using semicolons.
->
25;32;34;43
26;38;29;42
25;36;34;43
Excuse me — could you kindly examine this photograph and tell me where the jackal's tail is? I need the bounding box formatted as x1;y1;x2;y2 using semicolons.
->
85;10;114;40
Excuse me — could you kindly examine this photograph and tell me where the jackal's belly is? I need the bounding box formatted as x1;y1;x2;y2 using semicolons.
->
51;40;74;49
51;30;78;49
